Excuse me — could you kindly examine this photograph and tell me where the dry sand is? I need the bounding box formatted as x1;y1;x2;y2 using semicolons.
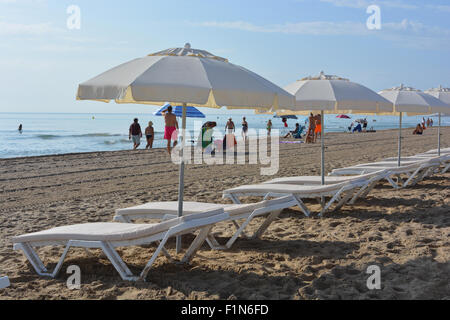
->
0;127;448;300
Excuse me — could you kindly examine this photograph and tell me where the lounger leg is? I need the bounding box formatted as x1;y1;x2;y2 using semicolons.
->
101;242;138;281
332;191;355;212
228;194;242;204
319;187;346;217
205;234;223;249
15;243;48;276
386;176;400;189
15;242;71;278
292;194;311;217
403;168;422;187
349;183;369;204
442;163;450;174
252;210;282;240
232;220;250;239
355;180;379;202
139;233;171;281
181;226;213;263
225;210;273;249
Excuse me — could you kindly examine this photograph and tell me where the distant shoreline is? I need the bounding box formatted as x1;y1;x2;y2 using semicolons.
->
1;126;446;161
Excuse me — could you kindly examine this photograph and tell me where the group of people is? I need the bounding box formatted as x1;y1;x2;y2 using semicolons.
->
413;117;434;135
348;119;369;133
129;105;178;153
305;113;322;143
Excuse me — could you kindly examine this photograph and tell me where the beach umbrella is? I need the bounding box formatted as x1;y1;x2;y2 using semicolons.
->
77;43;294;252
379;84;448;165
280;71;393;185
424;86;450;156
336;115;351;119
154;103;206;118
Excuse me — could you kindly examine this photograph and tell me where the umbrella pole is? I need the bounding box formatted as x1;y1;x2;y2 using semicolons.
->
176;103;187;254
321;111;325;185
438;113;441;156
398;112;403;167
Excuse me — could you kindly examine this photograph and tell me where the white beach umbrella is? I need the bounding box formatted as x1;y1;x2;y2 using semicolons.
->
280;71;393;185
379;84;449;165
77;43;294;252
424;86;450;156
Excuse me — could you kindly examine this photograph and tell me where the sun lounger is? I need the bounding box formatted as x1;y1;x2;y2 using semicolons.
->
114;196;298;250
222;180;369;217
329;158;441;189
263;171;389;205
13;209;228;281
0;276;10;289
385;154;450;174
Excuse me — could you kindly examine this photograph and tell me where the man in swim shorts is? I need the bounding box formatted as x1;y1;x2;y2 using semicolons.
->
129;118;142;150
314;113;322;143
164;105;179;154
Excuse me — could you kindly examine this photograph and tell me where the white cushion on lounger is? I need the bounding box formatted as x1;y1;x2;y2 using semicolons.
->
116;201;225;216
224;182;350;195
14;209;224;243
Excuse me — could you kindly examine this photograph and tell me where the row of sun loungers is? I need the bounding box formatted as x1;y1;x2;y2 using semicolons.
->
10;149;449;282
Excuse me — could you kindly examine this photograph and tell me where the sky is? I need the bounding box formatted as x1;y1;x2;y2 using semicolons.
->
0;0;449;114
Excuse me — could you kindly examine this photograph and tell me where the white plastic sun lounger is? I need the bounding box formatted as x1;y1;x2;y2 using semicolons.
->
114;196;298;250
13;209;228;282
263;171;389;205
0;276;10;289
222;180;369;217
329;159;441;188
385;154;450;174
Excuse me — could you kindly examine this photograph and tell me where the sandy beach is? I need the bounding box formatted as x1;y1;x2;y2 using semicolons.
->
0;127;448;300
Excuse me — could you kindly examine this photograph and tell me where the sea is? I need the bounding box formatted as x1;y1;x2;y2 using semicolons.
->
0;112;448;159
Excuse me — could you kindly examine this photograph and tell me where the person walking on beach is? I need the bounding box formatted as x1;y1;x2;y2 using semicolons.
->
225;118;235;134
242;117;249;142
307;113;316;142
267;119;272;136
129;118;142;150
362;118;368;132
314;113;322;143
145;121;154;150
164;106;179;154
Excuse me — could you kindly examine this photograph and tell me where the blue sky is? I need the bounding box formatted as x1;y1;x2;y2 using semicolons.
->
0;0;449;114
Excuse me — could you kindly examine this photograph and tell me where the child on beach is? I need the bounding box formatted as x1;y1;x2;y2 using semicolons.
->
145;121;154;149
267;120;272;136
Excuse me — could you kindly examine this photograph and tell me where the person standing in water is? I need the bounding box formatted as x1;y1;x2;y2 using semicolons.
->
129;118;142;150
267;119;273;136
164;106;179;154
242;117;248;142
145;121;154;150
18;124;23;133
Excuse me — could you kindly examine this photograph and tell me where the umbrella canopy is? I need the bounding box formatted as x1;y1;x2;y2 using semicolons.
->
424;86;450;156
77;43;294;253
379;84;449;164
282;71;393;114
336;115;351;119
379;84;448;115
281;71;393;185
154;103;206;118
77;43;294;110
424;86;450;114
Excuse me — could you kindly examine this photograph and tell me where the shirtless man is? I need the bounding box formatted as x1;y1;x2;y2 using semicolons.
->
164;106;179;154
225;118;235;134
314;114;322;143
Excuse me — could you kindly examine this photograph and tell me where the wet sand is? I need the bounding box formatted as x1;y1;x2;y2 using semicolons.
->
0;127;449;300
